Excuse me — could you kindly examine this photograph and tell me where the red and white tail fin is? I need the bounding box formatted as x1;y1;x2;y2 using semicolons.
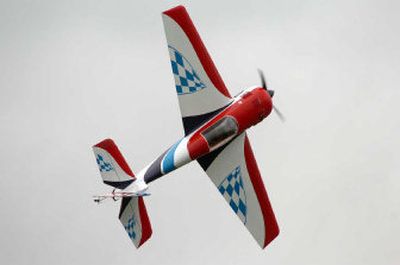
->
119;197;152;248
92;139;135;189
92;138;152;248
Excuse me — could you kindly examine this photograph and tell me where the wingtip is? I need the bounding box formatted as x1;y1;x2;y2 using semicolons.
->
263;226;280;249
163;5;187;16
93;138;114;148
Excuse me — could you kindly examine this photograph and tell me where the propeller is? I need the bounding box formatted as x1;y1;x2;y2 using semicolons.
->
258;69;285;122
273;105;286;122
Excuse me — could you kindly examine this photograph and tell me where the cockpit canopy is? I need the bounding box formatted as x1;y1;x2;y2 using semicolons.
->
201;116;239;150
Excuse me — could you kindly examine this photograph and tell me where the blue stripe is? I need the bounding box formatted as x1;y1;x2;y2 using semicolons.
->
162;140;182;174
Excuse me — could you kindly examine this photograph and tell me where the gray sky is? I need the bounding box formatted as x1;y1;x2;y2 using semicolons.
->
0;0;399;264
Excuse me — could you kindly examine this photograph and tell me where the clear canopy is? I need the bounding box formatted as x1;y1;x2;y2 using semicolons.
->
201;116;238;149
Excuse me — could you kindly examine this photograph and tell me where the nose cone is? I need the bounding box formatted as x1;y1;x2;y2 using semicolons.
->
256;87;273;118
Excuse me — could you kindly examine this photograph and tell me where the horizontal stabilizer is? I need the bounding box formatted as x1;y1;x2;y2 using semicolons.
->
119;197;152;248
92;139;135;189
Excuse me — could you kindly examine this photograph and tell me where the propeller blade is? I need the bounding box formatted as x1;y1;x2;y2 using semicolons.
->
258;69;267;89
273;105;286;122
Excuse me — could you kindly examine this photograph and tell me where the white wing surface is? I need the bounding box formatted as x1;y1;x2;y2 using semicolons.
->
162;6;233;135
197;133;279;248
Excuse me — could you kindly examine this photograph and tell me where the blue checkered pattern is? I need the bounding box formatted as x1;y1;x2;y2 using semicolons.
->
96;154;113;172
218;166;247;224
169;46;206;95
124;215;137;240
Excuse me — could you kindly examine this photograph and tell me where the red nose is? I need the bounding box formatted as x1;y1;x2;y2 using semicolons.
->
256;87;273;119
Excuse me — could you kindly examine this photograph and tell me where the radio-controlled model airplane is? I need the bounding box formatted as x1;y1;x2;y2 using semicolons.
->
92;5;281;249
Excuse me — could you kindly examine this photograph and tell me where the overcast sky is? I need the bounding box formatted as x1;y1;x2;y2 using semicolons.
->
0;0;399;264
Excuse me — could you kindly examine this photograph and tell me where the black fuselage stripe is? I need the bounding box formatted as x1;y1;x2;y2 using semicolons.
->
182;105;228;136
143;150;168;184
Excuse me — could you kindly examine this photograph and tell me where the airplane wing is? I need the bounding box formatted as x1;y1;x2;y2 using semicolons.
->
162;6;233;135
197;133;279;248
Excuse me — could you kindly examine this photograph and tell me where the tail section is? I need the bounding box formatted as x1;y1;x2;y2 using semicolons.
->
92;139;135;189
119;197;152;248
92;138;153;248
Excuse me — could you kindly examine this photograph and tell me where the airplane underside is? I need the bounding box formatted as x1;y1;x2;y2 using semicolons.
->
91;5;280;249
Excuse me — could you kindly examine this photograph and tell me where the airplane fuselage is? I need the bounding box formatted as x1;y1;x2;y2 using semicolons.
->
127;86;272;193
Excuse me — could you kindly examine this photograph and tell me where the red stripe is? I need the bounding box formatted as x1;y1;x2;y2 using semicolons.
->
163;5;231;98
138;197;152;247
93;139;135;179
244;136;279;248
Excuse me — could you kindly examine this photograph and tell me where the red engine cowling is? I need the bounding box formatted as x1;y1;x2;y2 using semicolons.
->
187;87;273;160
229;88;272;131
